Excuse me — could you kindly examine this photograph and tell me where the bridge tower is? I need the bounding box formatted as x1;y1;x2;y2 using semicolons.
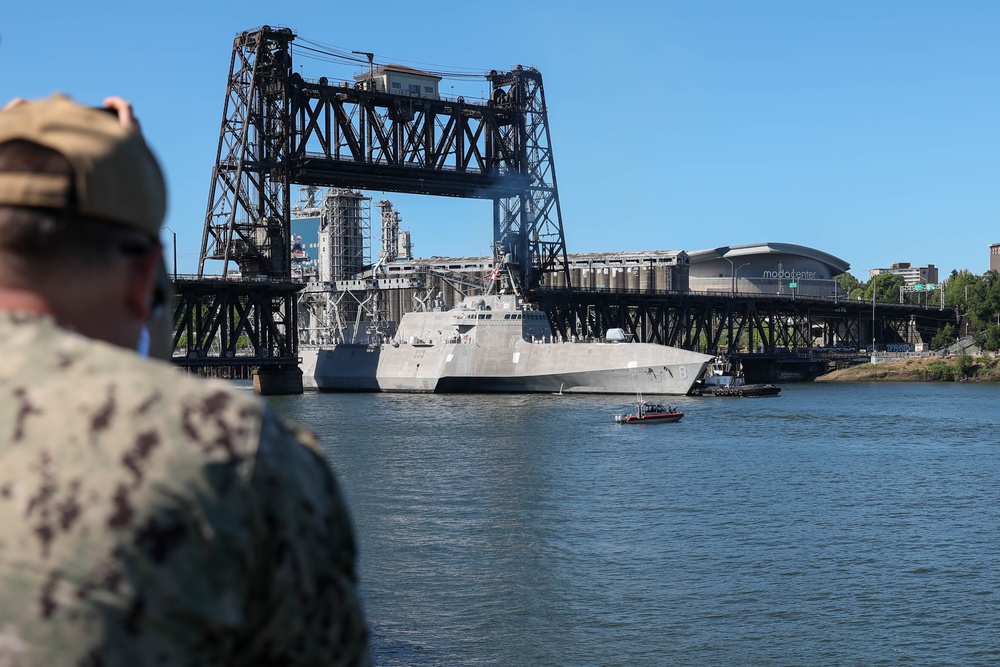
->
180;27;300;393
487;67;568;295
199;26;295;279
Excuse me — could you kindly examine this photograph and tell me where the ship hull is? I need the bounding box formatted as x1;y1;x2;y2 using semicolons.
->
300;345;382;392
302;339;712;395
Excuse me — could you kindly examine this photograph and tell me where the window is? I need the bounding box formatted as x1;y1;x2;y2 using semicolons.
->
408;84;420;92
424;86;433;93
391;82;401;89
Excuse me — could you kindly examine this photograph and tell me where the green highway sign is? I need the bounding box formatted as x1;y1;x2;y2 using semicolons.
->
789;282;797;288
914;284;925;291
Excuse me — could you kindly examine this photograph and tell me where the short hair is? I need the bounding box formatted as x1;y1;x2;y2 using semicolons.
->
0;139;158;271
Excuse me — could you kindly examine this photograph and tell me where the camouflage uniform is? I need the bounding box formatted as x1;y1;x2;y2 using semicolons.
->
0;312;370;666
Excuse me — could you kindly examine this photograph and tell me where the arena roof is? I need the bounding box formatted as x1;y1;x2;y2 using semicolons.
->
688;242;850;275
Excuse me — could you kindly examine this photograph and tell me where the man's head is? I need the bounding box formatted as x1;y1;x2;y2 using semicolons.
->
0;94;165;236
0;95;168;350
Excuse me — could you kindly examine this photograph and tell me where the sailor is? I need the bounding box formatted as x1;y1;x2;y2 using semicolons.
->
0;95;370;665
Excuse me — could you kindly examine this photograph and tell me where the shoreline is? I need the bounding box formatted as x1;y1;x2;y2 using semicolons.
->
815;354;1000;382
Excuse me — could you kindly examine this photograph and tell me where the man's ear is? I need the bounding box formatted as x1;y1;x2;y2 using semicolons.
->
125;246;164;321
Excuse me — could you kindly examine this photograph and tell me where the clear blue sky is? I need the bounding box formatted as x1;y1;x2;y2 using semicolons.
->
3;1;997;280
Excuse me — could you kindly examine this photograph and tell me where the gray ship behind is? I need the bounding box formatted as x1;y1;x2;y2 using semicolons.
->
301;294;714;394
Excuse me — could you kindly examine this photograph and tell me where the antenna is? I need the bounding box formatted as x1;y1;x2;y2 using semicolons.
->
352;50;374;90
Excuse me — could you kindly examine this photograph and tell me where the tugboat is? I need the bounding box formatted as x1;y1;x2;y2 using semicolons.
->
688;358;781;397
613;401;684;424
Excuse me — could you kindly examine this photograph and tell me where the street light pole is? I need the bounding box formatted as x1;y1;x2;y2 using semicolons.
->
722;256;735;295
721;256;751;296
965;284;969;336
163;226;177;280
733;262;750;295
871;273;877;360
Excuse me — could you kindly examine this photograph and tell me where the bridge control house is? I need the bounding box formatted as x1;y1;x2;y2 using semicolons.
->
687;243;851;298
354;64;441;99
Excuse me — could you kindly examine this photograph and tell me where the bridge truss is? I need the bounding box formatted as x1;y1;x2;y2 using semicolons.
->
535;289;955;354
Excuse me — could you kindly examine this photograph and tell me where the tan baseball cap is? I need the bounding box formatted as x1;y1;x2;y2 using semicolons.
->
0;94;166;239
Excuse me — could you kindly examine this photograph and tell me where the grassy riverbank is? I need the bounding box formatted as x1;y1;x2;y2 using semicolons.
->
816;355;1000;382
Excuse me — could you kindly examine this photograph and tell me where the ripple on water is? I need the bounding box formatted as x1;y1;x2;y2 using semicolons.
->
265;383;1000;667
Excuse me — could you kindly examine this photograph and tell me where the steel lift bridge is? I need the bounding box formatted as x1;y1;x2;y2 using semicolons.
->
174;25;569;392
173;26;956;391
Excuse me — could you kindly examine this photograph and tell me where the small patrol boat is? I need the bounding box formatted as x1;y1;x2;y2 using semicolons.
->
613;401;684;424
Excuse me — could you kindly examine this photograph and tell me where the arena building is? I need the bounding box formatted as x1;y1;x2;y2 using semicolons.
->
688;242;851;298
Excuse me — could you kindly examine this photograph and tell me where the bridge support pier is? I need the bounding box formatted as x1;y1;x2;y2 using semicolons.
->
253;365;304;396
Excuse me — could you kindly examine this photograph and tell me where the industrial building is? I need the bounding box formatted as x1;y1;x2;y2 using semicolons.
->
289;189;698;342
288;191;866;346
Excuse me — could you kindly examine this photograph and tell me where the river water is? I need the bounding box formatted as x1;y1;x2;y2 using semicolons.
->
264;382;1000;666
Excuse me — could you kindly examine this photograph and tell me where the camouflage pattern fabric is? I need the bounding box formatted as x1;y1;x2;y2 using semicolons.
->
0;313;370;666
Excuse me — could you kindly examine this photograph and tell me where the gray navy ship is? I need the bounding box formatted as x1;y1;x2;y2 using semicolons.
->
301;293;714;394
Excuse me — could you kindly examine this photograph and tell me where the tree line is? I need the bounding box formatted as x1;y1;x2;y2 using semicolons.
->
834;269;1000;352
